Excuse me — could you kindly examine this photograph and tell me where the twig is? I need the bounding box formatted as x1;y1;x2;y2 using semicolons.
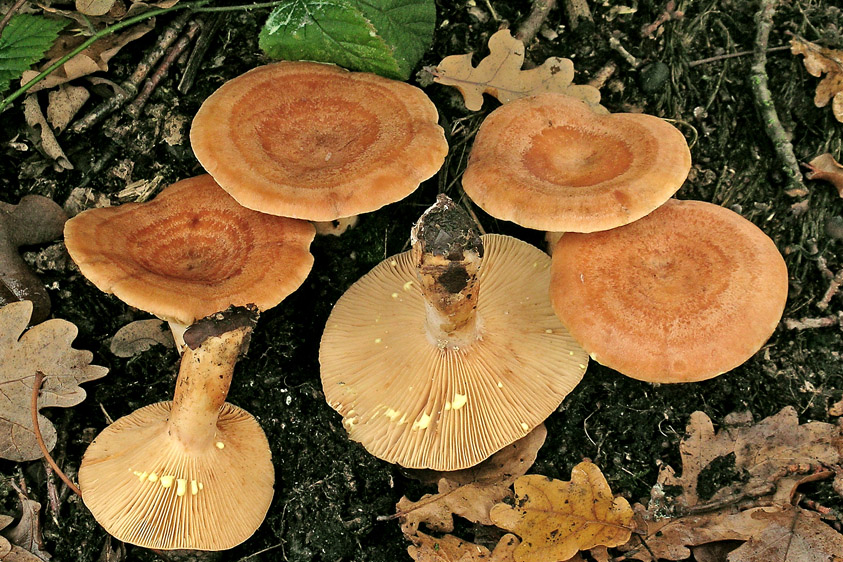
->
783;313;842;330
42;460;62;526
0;0;27;37
588;61;617;89
515;0;556;44
561;0;592;30
609;36;640;68
178;13;224;93
641;1;683;38
689;45;790;67
31;371;82;498
126;19;202;119
750;0;806;191
70;11;192;133
817;268;843;310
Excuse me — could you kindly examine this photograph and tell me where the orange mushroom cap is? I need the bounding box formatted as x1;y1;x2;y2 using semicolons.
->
550;199;789;383
190;61;448;221
64;174;315;326
462;93;691;232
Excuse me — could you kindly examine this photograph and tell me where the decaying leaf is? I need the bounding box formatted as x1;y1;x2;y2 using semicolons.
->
2;493;50;561
657;407;842;510
489;461;633;562
0;301;108;461
398;425;546;535
76;0;117;17
804;153;843;198
23;95;73;170
109;318;174;357
46;84;90;133
728;507;843;562
408;532;520;562
0;513;43;562
19;20;155;92
791;36;843;123
432;29;604;112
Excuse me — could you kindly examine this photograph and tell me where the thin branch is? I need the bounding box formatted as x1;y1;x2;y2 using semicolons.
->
0;0;27;37
689;45;790;67
31;371;82;497
515;0;557;45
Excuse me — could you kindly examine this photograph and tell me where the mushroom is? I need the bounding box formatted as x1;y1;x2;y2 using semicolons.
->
549;199;789;383
79;305;274;550
462;93;691;237
320;195;588;471
64;174;315;349
0;195;68;324
190;61;449;232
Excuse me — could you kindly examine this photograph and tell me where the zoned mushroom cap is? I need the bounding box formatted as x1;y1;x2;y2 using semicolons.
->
462;93;692;232
190;61;449;221
79;401;274;550
550;199;789;383
320;234;589;471
64;174;315;326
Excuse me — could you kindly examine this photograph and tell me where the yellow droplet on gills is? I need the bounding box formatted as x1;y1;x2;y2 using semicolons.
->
137;471;148;481
148;473;158;482
374;338;382;344
160;475;175;488
452;393;468;410
215;441;225;449
390;260;398;267
176;479;187;497
198;482;204;490
403;281;414;291
412;412;432;430
391;292;399;299
520;422;529;431
191;480;199;495
384;408;400;421
497;381;504;388
545;329;553;334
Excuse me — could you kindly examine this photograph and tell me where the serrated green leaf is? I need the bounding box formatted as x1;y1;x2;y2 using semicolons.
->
259;0;434;80
0;14;68;94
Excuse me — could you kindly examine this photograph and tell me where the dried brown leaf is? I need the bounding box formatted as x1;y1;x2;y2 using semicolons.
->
109;319;174;357
0;515;13;558
727;507;843;562
398;426;546;535
76;0;116;17
408;532;520;562
489;461;633;562
46;84;90;133
432;29;604;112
0;301;108;461
2;495;50;561
20;20;155;92
791;37;843;123
804;153;843;198
657;407;842;510
23;96;72;170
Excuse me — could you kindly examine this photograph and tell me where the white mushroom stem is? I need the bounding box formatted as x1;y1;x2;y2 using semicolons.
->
313;215;359;237
411;195;484;348
167;306;257;452
167;320;188;354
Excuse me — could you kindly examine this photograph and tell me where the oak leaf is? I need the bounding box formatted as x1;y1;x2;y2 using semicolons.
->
432;29;603;112
408;532;520;562
791;36;843;123
398;425;546;535
727;507;843;562
489;461;633;562
657;407;842;510
804;153;843;198
0;301;108;461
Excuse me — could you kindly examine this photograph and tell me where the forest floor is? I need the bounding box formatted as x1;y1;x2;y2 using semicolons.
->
1;0;842;561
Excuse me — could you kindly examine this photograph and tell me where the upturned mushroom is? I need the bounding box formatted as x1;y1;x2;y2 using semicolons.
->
79;306;274;550
64;174;315;348
190;61;449;232
320;195;589;471
462;93;691;237
549;199;789;383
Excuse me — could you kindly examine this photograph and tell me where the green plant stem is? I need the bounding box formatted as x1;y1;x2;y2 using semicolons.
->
0;0;290;114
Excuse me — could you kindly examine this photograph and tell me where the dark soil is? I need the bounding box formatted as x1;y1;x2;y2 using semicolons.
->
1;0;842;561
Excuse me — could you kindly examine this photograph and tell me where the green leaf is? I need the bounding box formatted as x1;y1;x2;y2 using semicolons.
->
259;0;435;80
0;14;68;94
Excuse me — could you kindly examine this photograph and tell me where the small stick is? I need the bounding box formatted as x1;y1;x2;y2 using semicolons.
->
69;11;192;134
689;45;790;67
126;19;202;118
178;13;224;93
749;0;806;192
0;0;27;37
31;371;82;498
42;460;62;525
515;0;557;45
561;0;592;31
609;36;640;68
783;314;841;330
641;1;683;38
817;268;843;310
588;61;617;89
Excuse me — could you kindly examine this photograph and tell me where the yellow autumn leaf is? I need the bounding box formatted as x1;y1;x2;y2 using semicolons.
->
432;29;604;112
791;36;843;123
489;461;633;562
